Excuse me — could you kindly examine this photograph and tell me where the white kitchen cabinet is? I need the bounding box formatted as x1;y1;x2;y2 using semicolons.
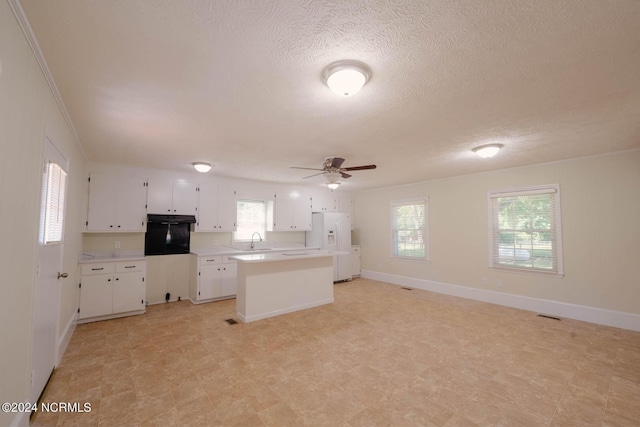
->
86;173;147;231
351;245;361;277
336;192;353;214
310;189;336;212
79;260;146;323
273;189;312;231
199;264;222;300
189;255;237;303
220;256;238;297
147;177;198;215
196;181;237;232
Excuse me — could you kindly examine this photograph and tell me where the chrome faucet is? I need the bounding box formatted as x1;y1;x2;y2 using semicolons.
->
250;232;263;249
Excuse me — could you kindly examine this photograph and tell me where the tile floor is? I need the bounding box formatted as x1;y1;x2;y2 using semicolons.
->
32;278;640;426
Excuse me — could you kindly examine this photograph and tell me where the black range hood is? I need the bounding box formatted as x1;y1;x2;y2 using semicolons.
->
146;214;197;224
145;214;196;256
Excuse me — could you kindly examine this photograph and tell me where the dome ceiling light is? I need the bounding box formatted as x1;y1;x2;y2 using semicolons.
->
192;162;213;173
323;60;371;97
472;144;503;158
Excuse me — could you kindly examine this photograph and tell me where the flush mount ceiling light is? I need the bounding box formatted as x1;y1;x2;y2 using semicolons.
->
323;60;371;97
192;162;213;173
472;144;503;158
325;172;341;190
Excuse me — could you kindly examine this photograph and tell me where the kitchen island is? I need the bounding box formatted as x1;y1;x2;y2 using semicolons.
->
229;250;334;323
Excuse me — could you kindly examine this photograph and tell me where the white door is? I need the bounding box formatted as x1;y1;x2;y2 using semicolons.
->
32;137;68;403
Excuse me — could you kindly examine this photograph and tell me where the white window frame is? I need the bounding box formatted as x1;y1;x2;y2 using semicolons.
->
488;184;563;276
233;199;267;242
390;198;429;261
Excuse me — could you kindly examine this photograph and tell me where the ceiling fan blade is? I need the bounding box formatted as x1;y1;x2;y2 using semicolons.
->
329;157;346;169
291;166;325;171
340;172;352;179
342;164;377;171
302;171;327;179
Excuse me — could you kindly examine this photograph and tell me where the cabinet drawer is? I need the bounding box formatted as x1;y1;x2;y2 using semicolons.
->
81;263;115;275
222;256;237;264
199;256;222;266
116;261;146;273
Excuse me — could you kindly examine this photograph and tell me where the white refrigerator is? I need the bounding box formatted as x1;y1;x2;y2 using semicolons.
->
306;212;352;282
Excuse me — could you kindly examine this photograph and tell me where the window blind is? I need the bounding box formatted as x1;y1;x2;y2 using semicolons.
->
44;162;67;244
488;185;562;274
391;199;428;260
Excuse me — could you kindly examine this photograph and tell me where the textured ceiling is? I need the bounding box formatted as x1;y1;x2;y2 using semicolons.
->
19;0;640;190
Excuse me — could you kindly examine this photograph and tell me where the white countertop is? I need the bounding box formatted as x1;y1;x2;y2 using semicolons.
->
78;250;146;263
190;245;318;257
229;249;335;263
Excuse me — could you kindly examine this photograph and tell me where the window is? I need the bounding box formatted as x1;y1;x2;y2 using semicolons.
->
44;162;68;244
488;185;563;275
234;200;267;241
391;198;428;260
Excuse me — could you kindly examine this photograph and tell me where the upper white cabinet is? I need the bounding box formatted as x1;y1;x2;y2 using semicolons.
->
273;189;312;231
311;188;336;212
310;189;352;214
197;181;237;232
86;173;147;232
147;177;198;215
336;192;353;215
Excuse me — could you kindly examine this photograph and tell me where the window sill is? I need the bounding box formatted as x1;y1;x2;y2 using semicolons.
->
391;256;430;263
490;266;564;278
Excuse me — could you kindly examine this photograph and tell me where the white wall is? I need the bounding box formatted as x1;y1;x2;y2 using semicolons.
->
0;1;86;425
354;150;640;322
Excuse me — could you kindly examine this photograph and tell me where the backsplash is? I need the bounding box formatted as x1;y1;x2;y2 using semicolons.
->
82;231;306;252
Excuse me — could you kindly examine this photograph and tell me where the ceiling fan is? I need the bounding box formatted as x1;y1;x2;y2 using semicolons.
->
291;157;377;180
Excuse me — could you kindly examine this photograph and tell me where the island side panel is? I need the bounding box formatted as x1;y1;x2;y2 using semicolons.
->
236;256;334;323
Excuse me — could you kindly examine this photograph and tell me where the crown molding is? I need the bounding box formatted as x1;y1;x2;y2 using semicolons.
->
8;0;87;160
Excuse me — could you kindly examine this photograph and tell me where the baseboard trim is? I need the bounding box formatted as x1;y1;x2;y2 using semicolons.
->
56;312;77;366
361;270;640;332
237;298;334;323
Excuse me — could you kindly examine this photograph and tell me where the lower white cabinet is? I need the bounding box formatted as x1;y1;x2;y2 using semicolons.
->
351;245;361;277
79;260;146;323
189;255;237;303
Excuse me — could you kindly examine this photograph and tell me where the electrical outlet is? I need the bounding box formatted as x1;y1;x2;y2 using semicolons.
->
482;277;488;286
115;241;120;249
497;279;503;288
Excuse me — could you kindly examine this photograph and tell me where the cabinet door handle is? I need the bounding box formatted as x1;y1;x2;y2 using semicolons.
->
91;267;104;271
116;277;119;281
124;265;135;269
107;278;111;282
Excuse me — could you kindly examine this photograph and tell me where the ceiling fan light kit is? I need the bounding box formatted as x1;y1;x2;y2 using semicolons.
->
323;60;371;97
472;144;503;158
192;162;213;173
291;157;377;189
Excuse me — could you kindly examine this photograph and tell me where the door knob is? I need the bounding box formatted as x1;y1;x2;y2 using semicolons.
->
57;272;68;279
